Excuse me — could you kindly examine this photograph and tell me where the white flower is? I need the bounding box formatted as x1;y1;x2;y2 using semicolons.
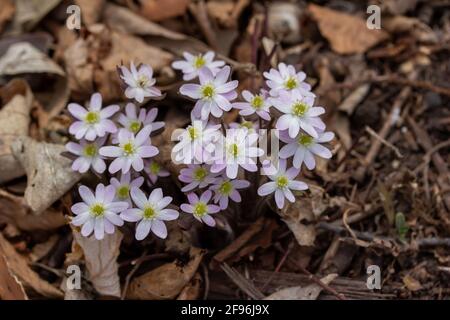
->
271;90;326;138
144;160;170;185
233;89;272;121
210;177;250;210
279;130;334;170
180;66;238;120
172;51;225;80
257;159;308;209
71;184;128;240
121;188;179;240
110;172;144;206
263;62;314;97
178;164;219;192
120;62;161;103
117;103;164;135
211;128;263;179
180;190;220;227
65;137;107;173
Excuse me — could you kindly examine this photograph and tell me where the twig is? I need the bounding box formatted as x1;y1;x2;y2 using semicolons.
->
365;126;403;158
261;241;294;291
188;0;218;50
201;262;210;300
220;263;265;299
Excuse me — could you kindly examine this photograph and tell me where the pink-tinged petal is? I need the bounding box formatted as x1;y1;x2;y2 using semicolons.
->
149;188;163;203
233;102;250;110
201;215;216;227
199;67;214;84
130;176;145;188
277;114;293;130
307;107;325;117
317;132;335;143
172;60;191;70
210;103;224;118
120;208;143;222
138;145;158;158
229;190;241;202
102;119;117;134
131;187;148;209
279;143;297;159
181;181;198;192
257;182;277;196
151;220;167;239
69;121;85;136
180;204;194;213
104;185;116;203
81;219;94;237
258;110;271;121
65;142;82;155
200;190;212;203
71;202;89;215
187;192;199;204
208;203;221;213
123;158;133;174
94;218;105;240
79;185;95;205
156;196;172;210
90;93;102;111
110;177;120;188
288;180;308;191
226;163;239;179
283;188;295;203
72;157;89;173
109;157;125;174
95;183;106;202
213;65;230;85
285;167;300;179
293;148;306;169
274;189;285;209
106;201;129;213
240;162;257;172
288;120;300;138
100;105;119;118
135;125;152;146
158;209;179;221
310;143;332;159
104;220;114;234
105;212;124;226
300;122;319;138
125;87;137;100
132;157;144;172
136;220;152;240
72;212;90;226
242;90;253;101
278;158;287;172
218;196;228;209
145;108;158;123
84;128;97;141
92;158;106;174
68;103;88;120
180;84;202;99
118;128;132;143
99;146;122;157
216;80;238;94
139;64;153;79
303;150;316;170
232;180;250;189
214;95;232;111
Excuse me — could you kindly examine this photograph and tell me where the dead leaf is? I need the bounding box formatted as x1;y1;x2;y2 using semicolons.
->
0;0;15;34
0;252;27;300
383;0;418;15
74;0;105;26
135;0;190;22
268;2;302;44
9;0;62;33
264;273;337;300
402;274;422;291
384;16;438;44
177;273;202;300
0;232;63;298
308;4;389;54
0;79;32;184
127;247;204;300
11;136;82;214
73;231;123;298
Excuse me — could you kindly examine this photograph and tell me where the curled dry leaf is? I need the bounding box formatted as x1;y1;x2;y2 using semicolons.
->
126;247;204;300
0;232;63;298
74;0;105;26
383;16;438;44
11;136;82;214
264;273;337;300
133;0;191;22
177;272;202;300
0;189;66;231
73;230;123;298
0;79;32;184
9;0;62;33
308;4;389;54
0;250;27;300
268;2;302;44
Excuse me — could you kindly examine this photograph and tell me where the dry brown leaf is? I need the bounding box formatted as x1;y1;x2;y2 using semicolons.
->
127;247;204;300
177;272;202;300
384;16;438;44
308;4;389;54
0;0;15;33
0;232;63;298
264;273;337;300
136;0;190;22
9;0;62;33
403;274;422;292
268;2;302;44
0;80;32;184
0;189;66;231
11;136;82;214
75;0;105;26
0;252;27;300
73;230;123;298
383;0;418;15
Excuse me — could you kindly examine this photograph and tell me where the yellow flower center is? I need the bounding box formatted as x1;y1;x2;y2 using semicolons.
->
90;204;105;217
201;84;215;99
228;143;239;158
143;206;157;219
129;121;141;134
188;126;198;140
193;167;207;181
298;134;313;146
219;181;233;195
240;121;254;131
292;101;309;117
137;75;149;88
193;202;207;217
83;144;97;157
194;56;206;69
117;185;129;200
85;111;99;124
251;95;264;110
276;176;289;189
149;161;161;174
123;142;136;156
284;77;298;90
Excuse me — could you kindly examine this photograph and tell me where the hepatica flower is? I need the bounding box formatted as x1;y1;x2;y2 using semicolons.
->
279;130;334;170
178;164;218;192
118;103;164;135
210;177;250;210
229;119;259;133
121;188;179;240
65;137;106;173
68;93;119;141
263;62;313;97
110;172;144;206
233;89;271;121
120;62;161;103
271;90;326;138
100;126;159;174
172;51;225;80
257;159;308;209
180;66;238;120
181;190;220;227
144;160;170;185
71;184;128;240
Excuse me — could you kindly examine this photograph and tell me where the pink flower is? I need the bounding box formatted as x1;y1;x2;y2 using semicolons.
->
271;90;325;138
117;103;164;135
180;66;238;120
210;177;250;210
178;164;218;192
65;137;107;173
279;130;334;170
110;172;144;206
180;190;220;227
120;62;161;103
172;51;225;80
229;119;259;133
71;184;128;240
257;159;308;209
121;188;179;240
263;63;313;97
233;89;271;121
144;160;170;185
68;93;119;141
99;126;159;174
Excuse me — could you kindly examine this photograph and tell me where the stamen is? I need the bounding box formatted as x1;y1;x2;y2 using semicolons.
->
276;176;289;189
85;111;100;124
193;202;207;217
90;204;105;217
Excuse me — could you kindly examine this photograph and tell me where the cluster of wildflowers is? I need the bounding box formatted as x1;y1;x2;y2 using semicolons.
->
67;50;333;241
